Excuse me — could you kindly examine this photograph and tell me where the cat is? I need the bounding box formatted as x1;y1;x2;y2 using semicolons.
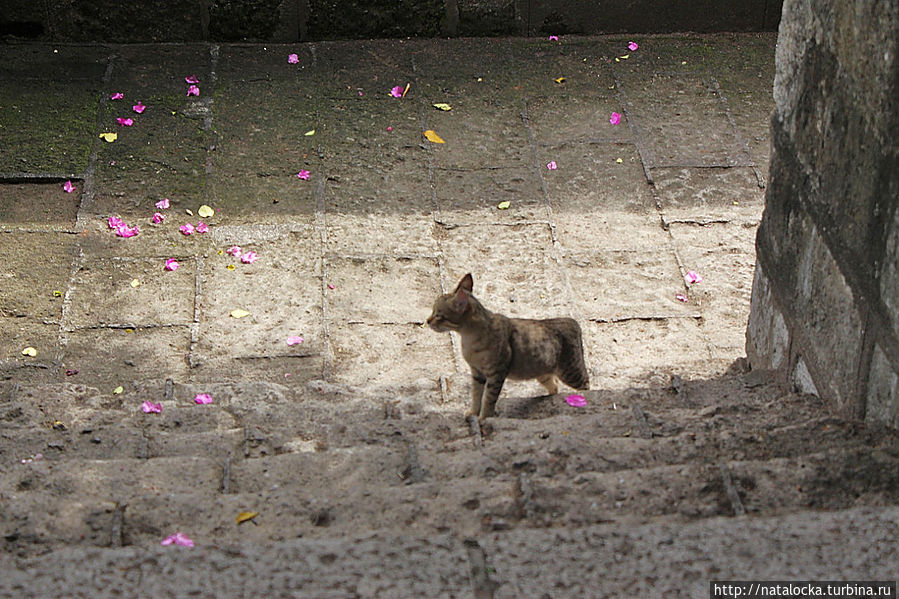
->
427;273;589;421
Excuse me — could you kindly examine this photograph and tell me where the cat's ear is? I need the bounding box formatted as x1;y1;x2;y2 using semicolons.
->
455;273;473;294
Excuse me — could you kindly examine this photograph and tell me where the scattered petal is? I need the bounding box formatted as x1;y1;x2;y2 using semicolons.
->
115;223;140;238
230;309;250;319
187;85;200;96
628;41;639;51
304;129;315;136
565;394;587;407
179;223;195;236
287;53;299;64
155;198;170;210
116;117;134;126
386;126;393;132
389;85;403;98
327;283;335;290
423;130;445;144
675;293;689;303
236;511;259;525
685;270;703;284
63;180;75;193
99;132;118;142
141;400;162;413
240;250;258;264
554;76;566;84
546;161;558;170
185;75;199;84
165;258;180;271
197;204;214;218
286;336;304;346
609;112;622;125
497;201;511;210
226;264;236;271
130;278;140;288
152;212;165;224
109;92;124;100
194;393;213;405
615;158;624;164
226;245;242;256
195;221;209;234
132;101;146;114
185;209;194;216
619;54;630;60
433;103;452;111
161;532;194;547
53;290;62;297
65;369;79;376
21;347;37;357
548;35;559;41
108;216;124;229
296;170;310;180
113;386;124;395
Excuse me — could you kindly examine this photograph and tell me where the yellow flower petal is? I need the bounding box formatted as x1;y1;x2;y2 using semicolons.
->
615;158;623;164
236;511;259;525
113;386;124;395
226;264;235;271
423;130;445;144
304;129;315;136
230;309;250;319
21;347;37;357
198;204;214;218
130;278;140;288
554;77;566;84
432;103;452;111
99;132;118;142
497;201;511;210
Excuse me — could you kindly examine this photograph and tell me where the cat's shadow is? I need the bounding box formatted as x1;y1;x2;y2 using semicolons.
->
498;394;559;419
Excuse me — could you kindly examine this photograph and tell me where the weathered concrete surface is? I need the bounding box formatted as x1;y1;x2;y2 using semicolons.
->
2;34;898;596
2;0;782;42
747;0;899;427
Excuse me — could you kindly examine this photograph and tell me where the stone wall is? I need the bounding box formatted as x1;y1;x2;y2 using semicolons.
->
2;0;781;41
747;0;898;426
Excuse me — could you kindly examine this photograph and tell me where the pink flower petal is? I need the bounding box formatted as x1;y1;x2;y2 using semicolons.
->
185;75;199;84
288;53;299;64
546;161;558;170
62;180;75;193
675;293;689;302
286;336;304;346
195;221;209;234
180;223;195;236
609;112;622;125
165;258;180;271
684;270;703;284
327;283;335;290
155;198;170;210
389;85;403;98
141;401;162;414
386;126;393;132
628;41;639;51
296;169;310;180
187;85;200;97
548;35;559;41
565;394;587;407
108;216;124;229
152;212;165;224
116;117;134;126
240;250;258;264
132;101;146;114
193;393;213;405
110;92;124;100
161;532;194;547
115;224;139;238
226;245;242;256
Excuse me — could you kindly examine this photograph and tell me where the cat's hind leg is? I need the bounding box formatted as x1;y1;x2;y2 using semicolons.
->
537;374;559;396
479;376;506;420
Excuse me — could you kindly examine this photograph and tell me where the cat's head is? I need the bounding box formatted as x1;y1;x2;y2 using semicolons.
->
427;273;473;332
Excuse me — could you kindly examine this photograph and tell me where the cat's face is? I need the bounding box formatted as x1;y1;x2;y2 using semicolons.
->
426;293;464;332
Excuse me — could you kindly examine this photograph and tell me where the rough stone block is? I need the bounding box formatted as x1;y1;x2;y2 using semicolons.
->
433;165;546;226
746;262;789;371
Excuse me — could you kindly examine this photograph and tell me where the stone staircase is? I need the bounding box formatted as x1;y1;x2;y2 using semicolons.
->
2;371;898;595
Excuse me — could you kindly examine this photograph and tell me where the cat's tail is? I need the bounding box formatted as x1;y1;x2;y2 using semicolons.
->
558;323;590;390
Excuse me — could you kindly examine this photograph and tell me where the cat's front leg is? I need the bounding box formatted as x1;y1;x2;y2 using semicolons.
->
479;376;506;420
467;371;486;419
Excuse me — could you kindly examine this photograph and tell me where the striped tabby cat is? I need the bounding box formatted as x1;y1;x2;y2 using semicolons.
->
427;273;589;421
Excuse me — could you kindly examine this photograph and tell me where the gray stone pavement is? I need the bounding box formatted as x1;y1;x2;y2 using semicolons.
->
3;35;898;597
